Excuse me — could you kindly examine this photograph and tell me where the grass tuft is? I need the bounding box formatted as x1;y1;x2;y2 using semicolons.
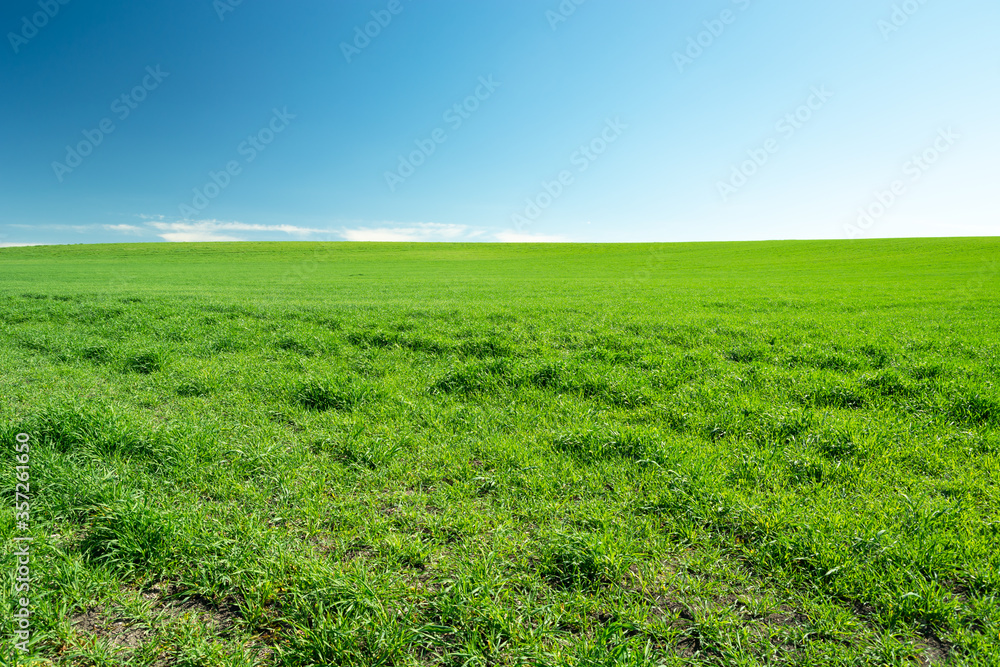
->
552;427;668;463
431;359;519;395
293;376;374;411
124;349;166;374
538;533;609;589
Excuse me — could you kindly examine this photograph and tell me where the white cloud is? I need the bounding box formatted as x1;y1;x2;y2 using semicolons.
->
7;223;91;233
146;219;333;242
103;224;145;235
158;231;245;242
494;231;569;243
8;218;575;245
0;243;45;247
338;223;472;242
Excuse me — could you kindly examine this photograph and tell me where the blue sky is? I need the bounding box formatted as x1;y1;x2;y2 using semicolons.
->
1;0;997;245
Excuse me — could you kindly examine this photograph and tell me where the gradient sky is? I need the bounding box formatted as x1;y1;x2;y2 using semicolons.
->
1;0;998;246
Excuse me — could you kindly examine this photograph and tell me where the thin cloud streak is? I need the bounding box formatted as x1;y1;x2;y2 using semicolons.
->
338;223;474;242
494;231;570;243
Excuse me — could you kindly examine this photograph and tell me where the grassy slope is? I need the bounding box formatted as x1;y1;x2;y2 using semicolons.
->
1;239;999;666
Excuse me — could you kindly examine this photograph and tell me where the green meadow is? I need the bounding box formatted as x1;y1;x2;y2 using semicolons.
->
1;238;999;666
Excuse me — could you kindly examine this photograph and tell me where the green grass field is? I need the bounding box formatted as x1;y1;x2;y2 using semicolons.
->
1;239;999;666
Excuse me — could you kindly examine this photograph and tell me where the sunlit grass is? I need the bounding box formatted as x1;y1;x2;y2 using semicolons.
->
1;239;998;665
